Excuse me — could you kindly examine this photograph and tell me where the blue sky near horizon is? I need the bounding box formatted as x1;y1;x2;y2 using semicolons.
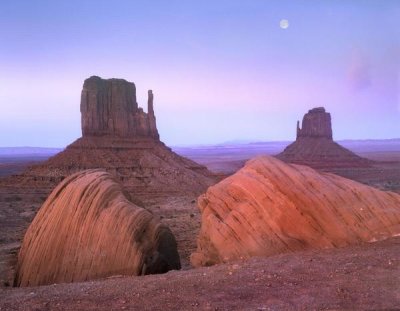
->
1;1;399;147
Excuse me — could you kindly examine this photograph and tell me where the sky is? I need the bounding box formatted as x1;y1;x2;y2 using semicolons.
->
1;0;399;147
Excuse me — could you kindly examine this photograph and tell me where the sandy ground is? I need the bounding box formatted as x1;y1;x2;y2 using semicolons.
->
1;237;399;310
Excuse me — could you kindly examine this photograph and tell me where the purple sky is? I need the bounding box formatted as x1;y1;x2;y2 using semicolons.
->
1;1;399;147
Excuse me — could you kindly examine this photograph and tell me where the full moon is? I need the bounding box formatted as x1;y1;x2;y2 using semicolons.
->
280;19;289;29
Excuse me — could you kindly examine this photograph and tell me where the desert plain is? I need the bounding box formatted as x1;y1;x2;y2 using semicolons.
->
0;136;399;310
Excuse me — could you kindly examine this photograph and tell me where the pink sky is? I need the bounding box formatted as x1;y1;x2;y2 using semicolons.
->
0;1;399;147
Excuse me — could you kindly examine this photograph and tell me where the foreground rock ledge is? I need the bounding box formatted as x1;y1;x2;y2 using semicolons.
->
191;156;400;266
14;170;181;287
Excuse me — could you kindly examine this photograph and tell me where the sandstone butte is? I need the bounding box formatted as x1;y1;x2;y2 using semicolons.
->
191;156;400;267
277;107;371;168
14;170;181;287
81;76;159;139
11;76;214;197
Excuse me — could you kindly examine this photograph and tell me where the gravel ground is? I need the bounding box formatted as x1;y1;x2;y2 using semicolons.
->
1;237;399;311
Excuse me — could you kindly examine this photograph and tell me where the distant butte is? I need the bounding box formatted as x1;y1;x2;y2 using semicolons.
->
14;76;215;198
81;76;159;139
296;107;332;140
277;107;371;168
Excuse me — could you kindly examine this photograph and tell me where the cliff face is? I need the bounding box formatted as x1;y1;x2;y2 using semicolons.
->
297;107;332;140
81;76;159;139
277;107;370;168
14;170;181;287
191;156;400;267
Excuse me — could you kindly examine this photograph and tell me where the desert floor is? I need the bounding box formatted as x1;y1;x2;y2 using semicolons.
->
1;237;399;311
0;141;400;310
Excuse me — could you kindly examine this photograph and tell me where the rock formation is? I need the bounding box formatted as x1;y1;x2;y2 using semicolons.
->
0;76;215;288
296;107;332;139
81;76;159;139
14;170;181;287
13;76;214;198
277;107;371;168
191;156;400;267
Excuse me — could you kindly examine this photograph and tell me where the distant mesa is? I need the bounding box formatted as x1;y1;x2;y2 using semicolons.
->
14;76;214;197
191;156;400;267
15;170;181;287
277;107;371;168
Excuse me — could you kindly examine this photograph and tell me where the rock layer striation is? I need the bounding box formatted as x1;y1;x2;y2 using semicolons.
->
191;156;400;266
15;170;181;287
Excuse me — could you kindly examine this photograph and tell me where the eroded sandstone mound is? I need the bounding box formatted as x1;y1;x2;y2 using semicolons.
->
277;107;371;168
14;170;181;287
191;156;400;266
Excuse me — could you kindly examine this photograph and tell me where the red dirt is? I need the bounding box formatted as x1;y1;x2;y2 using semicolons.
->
1;237;399;310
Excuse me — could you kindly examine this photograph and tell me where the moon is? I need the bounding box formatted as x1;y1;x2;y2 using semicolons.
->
280;19;289;29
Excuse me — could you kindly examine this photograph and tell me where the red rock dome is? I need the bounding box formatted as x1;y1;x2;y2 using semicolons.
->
15;170;181;287
191;156;400;266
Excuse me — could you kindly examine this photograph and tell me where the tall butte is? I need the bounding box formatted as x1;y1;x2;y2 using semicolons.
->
277;107;371;168
81;76;159;139
18;76;215;197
